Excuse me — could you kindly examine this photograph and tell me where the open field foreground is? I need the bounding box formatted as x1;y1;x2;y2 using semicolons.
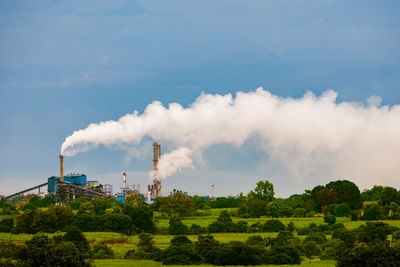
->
94;259;336;267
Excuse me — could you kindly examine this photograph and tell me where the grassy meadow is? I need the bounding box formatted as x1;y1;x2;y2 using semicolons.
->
2;209;400;266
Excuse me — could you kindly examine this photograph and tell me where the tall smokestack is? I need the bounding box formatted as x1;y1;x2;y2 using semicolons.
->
59;154;64;182
153;142;161;198
123;172;127;194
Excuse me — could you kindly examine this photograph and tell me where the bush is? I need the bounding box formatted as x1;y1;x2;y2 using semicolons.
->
73;213;100;231
248;199;267;218
103;214;132;232
190;224;206;234
336;242;400;267
324;214;336;225
169;215;189;235
293;208;307;217
363;204;383;220
207;210;234;233
212;241;262;266
287;221;295;232
15;234;90;266
232;221;248;233
304;232;327;244
161;235;201;265
195;235;219;263
0;218;13;233
262;219;285;232
351;210;359;221
303;241;321;257
63;225;90;253
334;204;351;217
263;246;301;265
357;222;392;243
90;242;114;259
245;235;266;247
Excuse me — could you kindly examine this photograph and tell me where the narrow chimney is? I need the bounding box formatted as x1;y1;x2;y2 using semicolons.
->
59;154;64;182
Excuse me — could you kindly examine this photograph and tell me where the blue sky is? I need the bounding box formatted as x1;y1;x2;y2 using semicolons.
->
1;1;399;197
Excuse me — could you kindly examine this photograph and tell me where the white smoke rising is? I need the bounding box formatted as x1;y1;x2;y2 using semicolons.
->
61;88;400;187
149;147;193;180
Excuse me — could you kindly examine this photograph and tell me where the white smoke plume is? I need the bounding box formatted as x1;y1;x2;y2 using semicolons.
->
149;147;193;180
61;88;400;187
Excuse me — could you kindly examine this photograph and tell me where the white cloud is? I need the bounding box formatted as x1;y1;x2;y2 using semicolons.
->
61;88;400;189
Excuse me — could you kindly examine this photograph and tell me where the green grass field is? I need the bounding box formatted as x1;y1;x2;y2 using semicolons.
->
2;212;400;266
93;259;336;267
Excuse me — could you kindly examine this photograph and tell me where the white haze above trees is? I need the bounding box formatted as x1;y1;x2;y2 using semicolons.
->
61;88;400;187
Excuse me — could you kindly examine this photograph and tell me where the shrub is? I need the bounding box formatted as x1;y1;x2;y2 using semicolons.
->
262;219;285;232
63;225;90;253
103;214;132;233
212;241;262;266
287;221;295;232
324;214;336;225
169;215;189;235
232;221;248;233
73;213;100;231
293;208;307;217
207;210;234;233
245;235;266;247
15;234;90;266
304;232;327;244
351;210;359;221
190;224;206;234
363;204;383;220
303;241;321;257
263;246;301;265
248;199;267;218
334;204;351;217
336;242;400;267
357;222;392;243
90;242;114;259
161;235;201;265
195;235;219;263
237;205;250;218
0;218;13;233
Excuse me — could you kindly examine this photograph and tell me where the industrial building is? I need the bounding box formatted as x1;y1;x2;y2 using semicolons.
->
4;142;163;203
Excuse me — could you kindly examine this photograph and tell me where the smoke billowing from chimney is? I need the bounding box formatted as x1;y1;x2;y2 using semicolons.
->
61;88;400;187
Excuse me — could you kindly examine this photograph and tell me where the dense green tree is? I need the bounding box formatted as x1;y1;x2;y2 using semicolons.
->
103;214;132;232
207;210;234;233
262;219;286;232
380;186;399;206
325;180;362;209
63;225;90;253
336;242;400;267
73;213;100;231
324;214;336;225
156;190;195;217
212;241;262;266
357;222;392;243
248;180;274;202
247;198;267;218
195;235;219;262
168;215;189;235
362;204;383;220
90;242;114;259
122;195;155;232
361;185;384;201
333;203;351;217
0;218;14;232
161;235;201;265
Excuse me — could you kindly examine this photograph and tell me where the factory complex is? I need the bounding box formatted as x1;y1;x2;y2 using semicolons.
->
3;143;163;204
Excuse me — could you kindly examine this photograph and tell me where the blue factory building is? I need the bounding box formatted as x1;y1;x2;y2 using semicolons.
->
48;174;87;194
